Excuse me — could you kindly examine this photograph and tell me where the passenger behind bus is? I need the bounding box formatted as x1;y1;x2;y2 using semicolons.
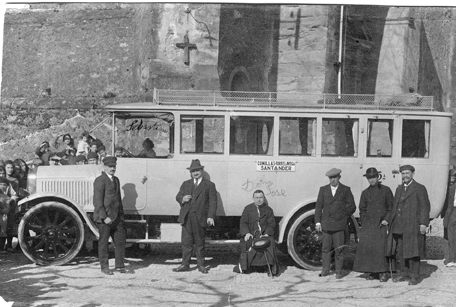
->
98;145;107;164
49;153;62;166
234;190;279;277
315;168;356;279
75;155;87;165
138;138;156;158
0;178;14;254
87;152;98;165
353;168;393;282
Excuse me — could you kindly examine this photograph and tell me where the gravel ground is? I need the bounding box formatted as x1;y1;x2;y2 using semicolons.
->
0;243;454;307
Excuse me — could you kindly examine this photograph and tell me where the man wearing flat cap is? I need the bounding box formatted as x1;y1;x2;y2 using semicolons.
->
353;167;393;282
173;159;217;274
93;156;133;275
385;164;430;285
315;168;356;279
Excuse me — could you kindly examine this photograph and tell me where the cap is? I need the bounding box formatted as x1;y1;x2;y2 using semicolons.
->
187;159;204;171
325;168;341;177
49;153;61;161
75;155;87;163
87;152;98;160
103;156;117;166
399;165;415;173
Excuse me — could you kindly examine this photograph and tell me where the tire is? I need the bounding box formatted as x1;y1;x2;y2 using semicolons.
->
18;202;84;266
287;209;322;270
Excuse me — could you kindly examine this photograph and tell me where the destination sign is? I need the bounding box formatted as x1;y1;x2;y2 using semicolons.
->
256;160;296;172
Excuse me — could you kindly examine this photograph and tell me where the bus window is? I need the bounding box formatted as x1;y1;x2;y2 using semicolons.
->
115;113;174;158
279;117;316;156
230;116;273;155
402;120;430;158
322;118;359;157
367;119;393;157
180;115;224;154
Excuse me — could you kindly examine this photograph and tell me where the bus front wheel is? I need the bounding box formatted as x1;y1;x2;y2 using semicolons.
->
18;202;85;266
287;209;322;270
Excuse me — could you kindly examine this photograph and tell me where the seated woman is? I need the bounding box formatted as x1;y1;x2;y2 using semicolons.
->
234;190;279;276
138;138;156;158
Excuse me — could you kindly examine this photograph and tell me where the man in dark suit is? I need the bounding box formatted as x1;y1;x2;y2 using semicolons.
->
173;159;217;274
385;164;430;285
444;169;456;267
315;168;356;279
93;156;133;275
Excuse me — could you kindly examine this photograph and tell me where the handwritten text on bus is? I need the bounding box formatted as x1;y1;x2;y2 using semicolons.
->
242;179;286;197
125;119;168;133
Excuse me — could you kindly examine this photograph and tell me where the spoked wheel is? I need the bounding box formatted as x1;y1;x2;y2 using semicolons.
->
287;209;322;270
18;202;84;266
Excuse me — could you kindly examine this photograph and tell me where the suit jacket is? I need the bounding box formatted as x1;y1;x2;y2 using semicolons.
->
385;180;430;258
443;184;456;228
176;177;217;228
93;171;124;223
315;183;356;231
239;203;275;237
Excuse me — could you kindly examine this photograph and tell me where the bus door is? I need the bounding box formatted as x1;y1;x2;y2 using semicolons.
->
362;117;402;190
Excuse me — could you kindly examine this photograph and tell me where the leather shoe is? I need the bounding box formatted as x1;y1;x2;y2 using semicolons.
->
408;278;419;285
335;271;345;279
379;273;388;282
366;273;376;280
115;268;134;274
198;266;209;274
319;270;330;277
101;269;113;276
172;264;190;272
393;276;409;283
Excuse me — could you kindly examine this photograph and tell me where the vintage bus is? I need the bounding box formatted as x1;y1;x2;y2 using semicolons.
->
17;89;451;270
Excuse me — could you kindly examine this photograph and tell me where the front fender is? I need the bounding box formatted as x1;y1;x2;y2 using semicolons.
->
278;198;317;243
18;193;99;239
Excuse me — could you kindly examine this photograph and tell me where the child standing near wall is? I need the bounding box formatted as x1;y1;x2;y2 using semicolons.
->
77;131;90;156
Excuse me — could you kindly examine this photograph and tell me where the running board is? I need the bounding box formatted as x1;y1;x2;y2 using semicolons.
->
126;239;240;244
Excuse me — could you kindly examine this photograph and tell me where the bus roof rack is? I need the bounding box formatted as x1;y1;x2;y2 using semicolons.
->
153;89;434;111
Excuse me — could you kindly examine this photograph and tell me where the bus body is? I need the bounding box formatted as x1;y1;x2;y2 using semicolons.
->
18;90;451;269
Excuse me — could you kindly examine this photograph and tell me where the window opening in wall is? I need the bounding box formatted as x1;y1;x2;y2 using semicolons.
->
367;119;393;157
322;118;359;157
279;117;316;156
180;115;224;154
402;120;430;158
230;116;273;155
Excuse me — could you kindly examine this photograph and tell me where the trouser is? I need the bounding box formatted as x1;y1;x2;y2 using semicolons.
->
392;233;421;279
322;230;345;273
181;210;206;267
447;210;456;263
97;217;126;270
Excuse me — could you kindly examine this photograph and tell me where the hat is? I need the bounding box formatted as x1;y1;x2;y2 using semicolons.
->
252;237;271;250
103;156;117;166
75;155;87;163
399;165;415;173
187;159;204;171
363;167;381;178
87;152;98;160
0;177;9;185
49;153;61;161
325;168;341;177
40;141;50;148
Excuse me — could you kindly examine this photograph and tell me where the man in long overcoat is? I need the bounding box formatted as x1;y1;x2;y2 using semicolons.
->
93;156;133;275
315;168;356;279
443;169;456;267
174;159;217;274
353;167;393;281
235;190;279;276
385;164;430;285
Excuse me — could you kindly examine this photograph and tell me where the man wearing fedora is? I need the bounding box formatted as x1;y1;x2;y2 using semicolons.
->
174;159;217;274
315;168;356;279
353;167;393;282
385;165;430;285
93;156;133;275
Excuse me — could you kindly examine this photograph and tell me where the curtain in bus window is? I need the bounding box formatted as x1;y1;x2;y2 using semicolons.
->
230;116;273;155
180;115;224;154
401;120;430;158
279;117;316;156
366;119;393;157
114;114;173;158
322;118;359;157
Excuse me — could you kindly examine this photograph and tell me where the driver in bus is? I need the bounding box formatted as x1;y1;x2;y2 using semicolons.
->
315;168;356;279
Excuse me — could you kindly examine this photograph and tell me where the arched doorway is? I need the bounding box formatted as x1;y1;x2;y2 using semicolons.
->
229;66;251;92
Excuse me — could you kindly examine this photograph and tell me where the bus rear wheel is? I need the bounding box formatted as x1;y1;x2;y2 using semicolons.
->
18;202;84;266
287;209;322;270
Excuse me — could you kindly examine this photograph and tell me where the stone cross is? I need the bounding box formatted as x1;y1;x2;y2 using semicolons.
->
176;34;197;66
